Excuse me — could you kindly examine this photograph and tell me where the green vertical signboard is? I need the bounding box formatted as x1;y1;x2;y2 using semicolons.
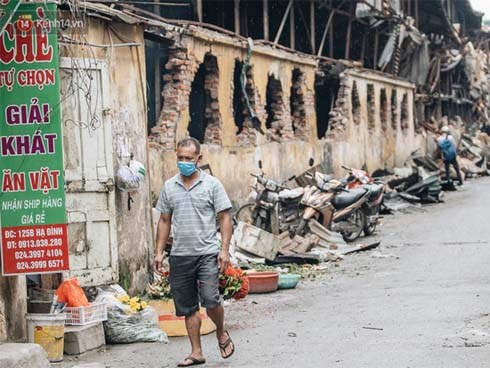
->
0;2;69;275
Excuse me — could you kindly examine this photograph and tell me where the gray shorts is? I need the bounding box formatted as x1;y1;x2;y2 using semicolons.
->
169;253;222;317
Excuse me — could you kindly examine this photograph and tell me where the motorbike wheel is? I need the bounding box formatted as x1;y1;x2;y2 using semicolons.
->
364;206;378;236
235;203;255;224
342;209;366;242
364;222;377;236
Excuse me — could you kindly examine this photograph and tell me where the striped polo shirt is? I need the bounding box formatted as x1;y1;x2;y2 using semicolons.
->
156;170;232;256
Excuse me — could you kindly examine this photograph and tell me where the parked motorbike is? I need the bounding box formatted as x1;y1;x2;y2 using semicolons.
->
235;161;304;235
341;166;384;235
296;171;368;242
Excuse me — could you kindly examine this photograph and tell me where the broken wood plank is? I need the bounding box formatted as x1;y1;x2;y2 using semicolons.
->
343;241;381;255
308;218;346;244
266;253;321;265
234;222;279;261
362;326;384;331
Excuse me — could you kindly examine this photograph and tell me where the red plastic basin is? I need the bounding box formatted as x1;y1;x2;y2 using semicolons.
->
247;272;279;294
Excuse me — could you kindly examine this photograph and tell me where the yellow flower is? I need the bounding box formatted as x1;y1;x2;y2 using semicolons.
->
118;295;130;303
129;296;139;304
141;301;147;309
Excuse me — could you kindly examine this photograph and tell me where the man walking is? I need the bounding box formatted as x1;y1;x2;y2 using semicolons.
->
153;137;235;367
437;126;463;186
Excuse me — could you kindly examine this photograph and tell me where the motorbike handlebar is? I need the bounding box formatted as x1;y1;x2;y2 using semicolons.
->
341;165;352;171
287;175;297;182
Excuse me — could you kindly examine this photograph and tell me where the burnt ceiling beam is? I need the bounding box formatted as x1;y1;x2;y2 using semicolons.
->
317;10;335;57
273;0;293;46
234;0;240;35
263;0;269;41
310;0;315;54
290;2;295;49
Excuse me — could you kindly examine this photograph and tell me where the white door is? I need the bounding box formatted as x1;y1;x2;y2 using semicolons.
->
59;58;118;286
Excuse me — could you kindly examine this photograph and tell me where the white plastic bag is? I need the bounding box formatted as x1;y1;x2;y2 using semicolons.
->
115;160;146;192
130;160;146;182
95;285;167;344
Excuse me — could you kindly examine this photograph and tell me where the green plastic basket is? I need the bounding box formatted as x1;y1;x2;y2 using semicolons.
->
277;274;301;289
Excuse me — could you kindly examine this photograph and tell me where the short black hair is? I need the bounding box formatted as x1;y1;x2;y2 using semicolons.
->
177;137;201;154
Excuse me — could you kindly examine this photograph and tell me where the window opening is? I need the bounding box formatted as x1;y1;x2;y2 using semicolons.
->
367;84;375;131
188;53;221;144
391;89;398;131
290;68;307;138
351;81;361;125
380;88;388;131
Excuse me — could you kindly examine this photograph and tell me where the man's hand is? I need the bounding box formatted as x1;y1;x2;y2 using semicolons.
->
153;253;165;276
218;249;230;273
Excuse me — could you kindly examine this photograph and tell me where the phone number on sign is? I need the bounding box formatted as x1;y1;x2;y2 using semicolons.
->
15;238;64;248
16;259;65;270
15;249;63;260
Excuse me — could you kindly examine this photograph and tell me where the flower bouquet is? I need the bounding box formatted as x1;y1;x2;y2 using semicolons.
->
147;272;172;300
219;265;249;300
117;295;148;313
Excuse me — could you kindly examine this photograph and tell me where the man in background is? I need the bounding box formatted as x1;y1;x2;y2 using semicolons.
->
437;126;463;186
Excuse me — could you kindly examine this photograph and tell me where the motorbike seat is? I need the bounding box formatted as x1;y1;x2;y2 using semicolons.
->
278;187;304;200
364;183;384;200
332;188;367;209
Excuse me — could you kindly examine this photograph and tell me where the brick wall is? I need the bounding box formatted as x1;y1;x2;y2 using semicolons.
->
202;54;223;145
327;72;350;139
266;75;294;142
149;39;198;150
235;66;266;146
290;69;311;140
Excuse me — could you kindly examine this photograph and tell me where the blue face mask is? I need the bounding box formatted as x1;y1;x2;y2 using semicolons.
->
177;161;197;176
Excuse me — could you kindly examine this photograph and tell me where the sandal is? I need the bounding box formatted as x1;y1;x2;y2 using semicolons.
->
218;330;235;359
177;356;206;367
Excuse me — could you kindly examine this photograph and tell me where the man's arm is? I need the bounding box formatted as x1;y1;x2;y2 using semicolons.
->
153;213;172;276
217;210;232;273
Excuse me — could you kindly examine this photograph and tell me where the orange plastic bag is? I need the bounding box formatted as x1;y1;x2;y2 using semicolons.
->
56;278;89;307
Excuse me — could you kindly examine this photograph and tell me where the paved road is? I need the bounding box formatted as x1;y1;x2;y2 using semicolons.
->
66;177;490;368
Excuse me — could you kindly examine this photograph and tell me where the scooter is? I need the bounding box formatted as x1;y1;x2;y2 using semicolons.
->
341;166;384;235
236;160;304;235
296;171;368;242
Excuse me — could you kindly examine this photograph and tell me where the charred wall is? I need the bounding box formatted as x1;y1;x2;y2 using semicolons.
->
327;70;418;172
148;30;320;204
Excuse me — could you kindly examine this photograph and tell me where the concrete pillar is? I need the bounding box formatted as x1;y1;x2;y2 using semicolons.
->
0;276;27;342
